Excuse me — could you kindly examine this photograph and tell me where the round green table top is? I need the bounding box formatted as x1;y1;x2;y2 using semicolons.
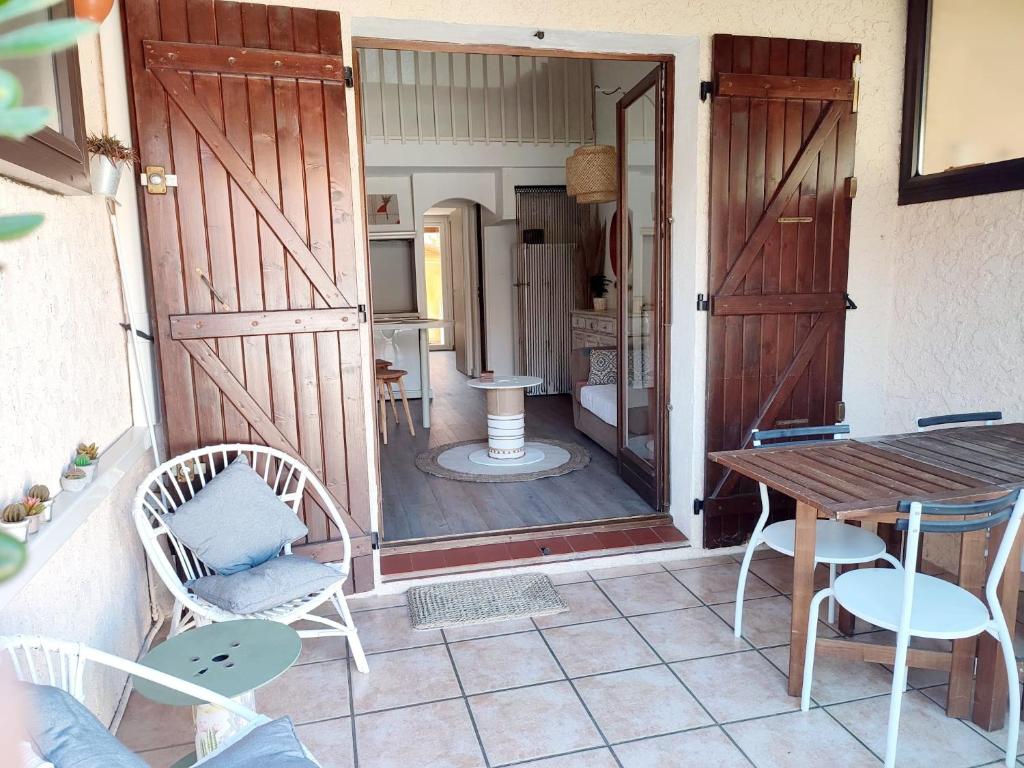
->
133;620;301;706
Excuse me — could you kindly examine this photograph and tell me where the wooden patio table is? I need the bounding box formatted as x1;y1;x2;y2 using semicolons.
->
710;423;1024;731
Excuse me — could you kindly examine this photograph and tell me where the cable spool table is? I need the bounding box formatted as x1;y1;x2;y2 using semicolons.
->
466;376;545;466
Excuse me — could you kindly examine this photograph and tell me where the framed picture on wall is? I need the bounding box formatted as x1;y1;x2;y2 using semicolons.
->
365;175;414;235
368;193;401;225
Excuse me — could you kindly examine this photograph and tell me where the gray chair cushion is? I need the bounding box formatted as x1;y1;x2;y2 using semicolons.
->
23;684;147;768
187;555;342;613
162;455;308;575
587;348;617;385
201;717;317;767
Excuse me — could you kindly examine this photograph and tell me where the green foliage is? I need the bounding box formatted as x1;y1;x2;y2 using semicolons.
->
73;453;92;467
0;0;97;240
0;531;26;581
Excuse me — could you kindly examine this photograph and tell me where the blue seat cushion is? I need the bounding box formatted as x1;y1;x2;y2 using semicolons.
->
161;455;308;575
23;684;147;767
187;554;342;613
201;717;317;767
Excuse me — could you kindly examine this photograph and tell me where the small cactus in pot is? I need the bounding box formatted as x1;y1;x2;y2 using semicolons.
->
61;467;89;492
24;484;51;526
73;451;96;480
0;503;30;542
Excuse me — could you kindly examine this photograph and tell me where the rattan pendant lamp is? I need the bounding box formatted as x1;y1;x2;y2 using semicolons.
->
565;143;617;203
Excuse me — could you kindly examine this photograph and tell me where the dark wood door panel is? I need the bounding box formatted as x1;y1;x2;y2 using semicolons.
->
704;34;859;547
125;0;373;588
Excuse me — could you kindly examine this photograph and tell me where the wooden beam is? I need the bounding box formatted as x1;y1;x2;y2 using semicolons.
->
711;292;846;316
144;39;345;80
153;69;353;309
717;72;854;101
816;637;953;671
170;308;358;339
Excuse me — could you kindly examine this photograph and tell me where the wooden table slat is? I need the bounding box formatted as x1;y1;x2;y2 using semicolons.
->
876;439;1018;485
831;443;974;491
805;448;948;495
740;453;857;503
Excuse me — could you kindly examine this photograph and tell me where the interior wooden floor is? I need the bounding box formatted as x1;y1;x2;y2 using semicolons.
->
379;351;656;542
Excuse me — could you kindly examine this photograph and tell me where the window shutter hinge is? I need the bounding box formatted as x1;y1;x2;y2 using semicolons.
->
358;304;368;322
851;55;862;113
699;80;714;102
696;293;709;311
370;531;380;550
693;498;704;516
843;293;857;310
343;66;354;88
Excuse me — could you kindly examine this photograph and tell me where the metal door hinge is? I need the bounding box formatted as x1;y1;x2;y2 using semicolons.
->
140;165;177;194
836;401;847;422
343;66;354;88
844;293;858;310
693;498;704;516
119;323;154;342
358;304;368;322
370;531;380;550
696;293;709;311
845;177;858;198
851;55;862;113
699;80;714;102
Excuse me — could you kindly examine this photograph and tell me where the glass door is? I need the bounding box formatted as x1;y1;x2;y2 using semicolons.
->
616;66;669;510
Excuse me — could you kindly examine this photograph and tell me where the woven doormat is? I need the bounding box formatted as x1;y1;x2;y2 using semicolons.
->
406;574;568;630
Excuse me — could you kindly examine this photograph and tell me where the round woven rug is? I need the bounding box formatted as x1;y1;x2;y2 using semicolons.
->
416;438;590;483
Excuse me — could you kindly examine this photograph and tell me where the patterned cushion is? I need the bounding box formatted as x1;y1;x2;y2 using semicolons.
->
161;455;308;575
587;348;617;385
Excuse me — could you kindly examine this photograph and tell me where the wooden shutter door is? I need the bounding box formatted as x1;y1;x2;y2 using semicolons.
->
704;35;859;547
124;0;374;590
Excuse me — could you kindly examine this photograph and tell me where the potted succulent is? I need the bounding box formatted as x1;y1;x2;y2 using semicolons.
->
590;274;614;312
75;442;100;479
61;467;89;492
23;484;51;532
0;504;30;543
86;134;137;198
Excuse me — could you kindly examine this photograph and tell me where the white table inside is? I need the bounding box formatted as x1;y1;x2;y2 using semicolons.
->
466;375;544;465
374;317;452;429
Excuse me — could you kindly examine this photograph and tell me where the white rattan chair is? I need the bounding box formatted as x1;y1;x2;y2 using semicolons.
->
132;444;368;674
0;634;321;765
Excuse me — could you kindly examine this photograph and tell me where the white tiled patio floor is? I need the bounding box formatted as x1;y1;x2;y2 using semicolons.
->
118;551;1022;768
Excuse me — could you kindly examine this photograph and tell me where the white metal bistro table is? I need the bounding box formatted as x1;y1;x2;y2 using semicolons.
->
466;375;544;466
133;619;300;762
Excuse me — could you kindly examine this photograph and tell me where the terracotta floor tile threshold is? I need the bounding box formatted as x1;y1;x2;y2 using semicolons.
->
380;524;688;578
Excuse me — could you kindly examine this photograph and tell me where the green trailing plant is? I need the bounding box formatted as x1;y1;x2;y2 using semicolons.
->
0;0;97;241
73;453;91;467
76;442;99;461
589;274;613;299
86;133;137;164
27;483;50;502
2;503;27;524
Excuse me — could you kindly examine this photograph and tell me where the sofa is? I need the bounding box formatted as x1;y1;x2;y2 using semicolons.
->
570;347;618;455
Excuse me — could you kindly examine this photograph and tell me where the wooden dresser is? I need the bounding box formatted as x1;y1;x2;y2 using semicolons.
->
570;309;616;349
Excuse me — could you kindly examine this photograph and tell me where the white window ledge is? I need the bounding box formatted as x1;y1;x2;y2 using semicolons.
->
0;426;153;612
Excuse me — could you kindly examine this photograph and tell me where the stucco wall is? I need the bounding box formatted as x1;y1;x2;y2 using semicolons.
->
0;12;157;724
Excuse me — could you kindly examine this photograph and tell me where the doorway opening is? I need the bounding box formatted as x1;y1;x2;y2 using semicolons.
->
357;38;682;571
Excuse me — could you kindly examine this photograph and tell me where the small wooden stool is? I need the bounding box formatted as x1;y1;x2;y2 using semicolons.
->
376;368;415;444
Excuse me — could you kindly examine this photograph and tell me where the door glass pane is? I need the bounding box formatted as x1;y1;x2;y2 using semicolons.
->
423;227;446;346
621;83;658;467
0;9;61;133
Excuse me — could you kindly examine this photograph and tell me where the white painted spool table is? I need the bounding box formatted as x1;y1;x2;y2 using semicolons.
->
466;375;544;466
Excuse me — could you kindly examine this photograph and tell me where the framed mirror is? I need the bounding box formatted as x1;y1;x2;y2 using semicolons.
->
899;0;1024;204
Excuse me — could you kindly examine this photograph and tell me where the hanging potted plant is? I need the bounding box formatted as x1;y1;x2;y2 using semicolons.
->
0;504;30;543
86;134;137;198
590;274;614;312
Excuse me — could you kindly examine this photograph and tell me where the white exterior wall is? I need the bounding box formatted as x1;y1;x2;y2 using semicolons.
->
0;5;158;723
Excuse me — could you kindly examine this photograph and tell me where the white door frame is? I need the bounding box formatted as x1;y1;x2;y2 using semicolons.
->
346;20;705;592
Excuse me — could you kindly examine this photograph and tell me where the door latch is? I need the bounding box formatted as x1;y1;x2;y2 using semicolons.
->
140;166;178;194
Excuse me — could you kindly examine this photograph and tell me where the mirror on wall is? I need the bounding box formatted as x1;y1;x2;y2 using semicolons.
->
899;0;1024;204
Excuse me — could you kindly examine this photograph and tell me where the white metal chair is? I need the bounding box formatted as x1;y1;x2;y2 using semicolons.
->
801;490;1023;767
132;444;368;674
917;410;1002;431
0;634;321;765
733;425;902;637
